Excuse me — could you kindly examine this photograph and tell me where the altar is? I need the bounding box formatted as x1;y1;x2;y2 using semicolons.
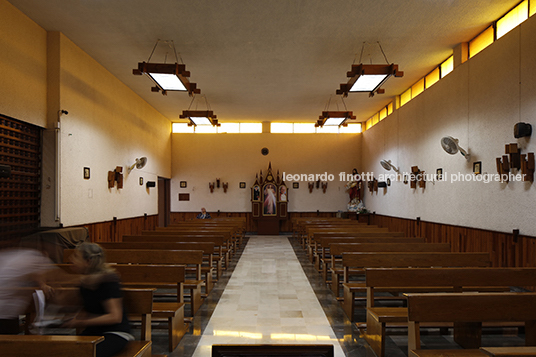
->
251;163;288;235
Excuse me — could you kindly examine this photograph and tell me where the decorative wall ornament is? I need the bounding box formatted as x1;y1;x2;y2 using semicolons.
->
108;166;123;189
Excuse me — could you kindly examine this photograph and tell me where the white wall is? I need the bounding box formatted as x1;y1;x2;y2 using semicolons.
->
362;15;536;236
171;133;360;213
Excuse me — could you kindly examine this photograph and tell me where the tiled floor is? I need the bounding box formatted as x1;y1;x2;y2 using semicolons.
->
152;235;526;357
191;235;345;356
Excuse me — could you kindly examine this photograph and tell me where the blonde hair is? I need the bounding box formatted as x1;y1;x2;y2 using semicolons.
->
75;242;114;275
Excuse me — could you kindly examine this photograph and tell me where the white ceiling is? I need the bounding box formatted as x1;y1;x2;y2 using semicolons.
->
8;0;520;123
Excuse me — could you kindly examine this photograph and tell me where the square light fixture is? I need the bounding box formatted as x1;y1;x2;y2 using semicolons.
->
133;62;200;96
336;64;403;97
180;110;219;126
316;111;356;127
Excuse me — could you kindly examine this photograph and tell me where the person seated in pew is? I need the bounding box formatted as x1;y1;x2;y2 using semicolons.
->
196;207;212;219
63;242;133;357
0;247;56;334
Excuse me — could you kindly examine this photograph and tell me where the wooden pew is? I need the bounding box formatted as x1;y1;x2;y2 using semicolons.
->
63;249;206;316
114;265;188;352
407;292;536;357
99;241;216;293
308;231;406;263
325;238;427;296
480;347;536;356
340;252;491;319
53;265;185;352
323;242;450;288
130;233;231;273
365;267;536;357
15;288;154;357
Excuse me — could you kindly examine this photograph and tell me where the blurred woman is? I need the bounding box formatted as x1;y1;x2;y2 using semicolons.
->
64;243;133;357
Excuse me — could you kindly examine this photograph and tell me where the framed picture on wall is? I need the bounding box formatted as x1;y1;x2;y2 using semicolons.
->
436;168;443;181
473;161;482;175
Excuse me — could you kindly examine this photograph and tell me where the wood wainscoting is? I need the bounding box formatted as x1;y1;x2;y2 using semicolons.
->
370;214;536;269
82;214;159;243
170;212;338;233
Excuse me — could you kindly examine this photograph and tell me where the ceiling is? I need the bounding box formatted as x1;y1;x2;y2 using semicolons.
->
8;0;520;123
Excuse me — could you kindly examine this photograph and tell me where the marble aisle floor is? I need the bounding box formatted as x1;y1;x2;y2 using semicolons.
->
191;235;347;356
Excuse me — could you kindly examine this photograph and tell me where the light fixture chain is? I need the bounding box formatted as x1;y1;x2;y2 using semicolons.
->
377;41;390;64
147;39;161;62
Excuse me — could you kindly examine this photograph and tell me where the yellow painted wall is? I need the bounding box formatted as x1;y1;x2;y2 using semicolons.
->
56;33;172;226
171;133;361;213
0;0;47;127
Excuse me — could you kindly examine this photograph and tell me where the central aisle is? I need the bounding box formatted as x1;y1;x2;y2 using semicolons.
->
192;235;345;356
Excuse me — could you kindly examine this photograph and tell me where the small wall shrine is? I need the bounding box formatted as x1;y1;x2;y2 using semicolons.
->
251;163;288;235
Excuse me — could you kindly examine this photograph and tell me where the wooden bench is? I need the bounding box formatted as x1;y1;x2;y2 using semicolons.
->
127;234;230;274
114;265;188;352
324;238;427;296
340;252;491;320
411;347;536;357
322;241;449;283
364;267;536;357
407;292;536;357
63;249;206;317
99;241;216;293
17;288;154;357
307;229;403;261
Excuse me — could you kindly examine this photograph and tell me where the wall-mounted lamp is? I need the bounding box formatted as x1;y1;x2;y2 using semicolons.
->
222;182;228;193
321;182;328;193
209;182;215;193
308;182;314;193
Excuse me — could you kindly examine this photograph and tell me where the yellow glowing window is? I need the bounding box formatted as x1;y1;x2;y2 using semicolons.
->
531;0;536;16
365;119;372;130
293;123;316;133
387;102;393;115
425;67;440;88
379;108;387;120
400;88;412;106
340;123;362;133
172;123;194;133
239;123;262;133
371;113;379;126
497;1;528;39
195;125;218;134
411;78;425;98
270;122;293;133
469;26;494;58
316;125;339;134
440;56;454;78
218;123;240;133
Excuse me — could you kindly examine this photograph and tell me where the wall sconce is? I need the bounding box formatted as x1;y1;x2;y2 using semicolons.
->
308;182;314;193
209;182;215;193
222;182;228;193
321;182;328;193
216;178;221;188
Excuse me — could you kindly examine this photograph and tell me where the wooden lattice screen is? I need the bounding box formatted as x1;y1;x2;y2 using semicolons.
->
0;114;42;241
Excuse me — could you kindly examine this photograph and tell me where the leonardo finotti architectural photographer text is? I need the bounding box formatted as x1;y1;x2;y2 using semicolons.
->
281;171;526;183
